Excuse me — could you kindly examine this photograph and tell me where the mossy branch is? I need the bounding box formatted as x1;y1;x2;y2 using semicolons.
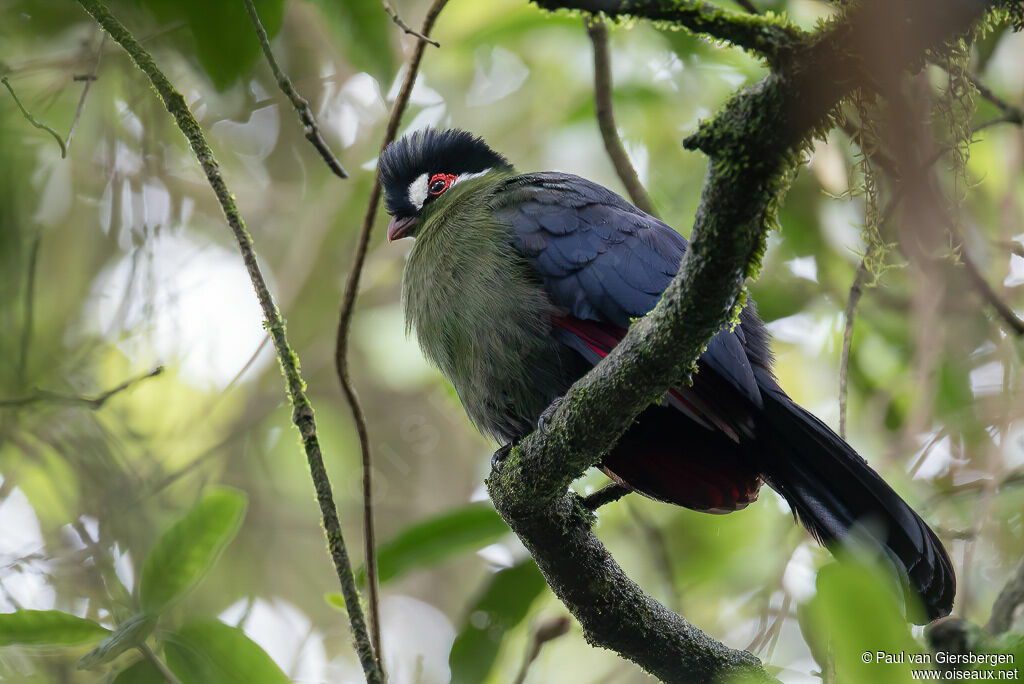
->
533;0;805;64
488;1;994;681
73;2;382;682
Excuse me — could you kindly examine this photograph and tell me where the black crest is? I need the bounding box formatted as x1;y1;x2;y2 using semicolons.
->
379;128;512;218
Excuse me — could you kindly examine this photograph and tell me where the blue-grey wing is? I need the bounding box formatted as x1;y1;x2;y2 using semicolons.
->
491;172;767;425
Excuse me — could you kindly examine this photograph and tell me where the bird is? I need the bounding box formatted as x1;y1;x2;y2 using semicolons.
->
379;127;954;622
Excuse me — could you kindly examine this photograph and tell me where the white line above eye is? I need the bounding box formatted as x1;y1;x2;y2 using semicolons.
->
453;168;491;186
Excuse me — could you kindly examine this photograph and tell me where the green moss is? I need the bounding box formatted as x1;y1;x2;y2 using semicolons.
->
532;0;805;64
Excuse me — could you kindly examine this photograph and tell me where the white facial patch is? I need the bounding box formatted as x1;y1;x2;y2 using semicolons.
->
407;172;429;210
407;168;492;212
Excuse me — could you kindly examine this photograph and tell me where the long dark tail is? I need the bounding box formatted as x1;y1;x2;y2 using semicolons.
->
755;379;955;622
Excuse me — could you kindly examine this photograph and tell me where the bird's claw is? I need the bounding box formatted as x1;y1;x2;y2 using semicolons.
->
491;443;513;470
537;396;564;435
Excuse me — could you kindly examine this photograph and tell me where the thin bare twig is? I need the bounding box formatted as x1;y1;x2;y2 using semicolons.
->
967;73;1024;127
66;32;105;152
987;558;1024;634
581;482;631;510
951;226;1024;336
74;2;382;682
734;0;758;12
1;76;67;157
0;366;164;410
381;0;440;47
17;233;41;384
998;239;1024;259
837;189;905;439
243;0;348;179
839;259;867;440
585;17;659;218
139;644;183;684
628;501;678;609
333;0;449;669
512;616;572;684
72;520;133;624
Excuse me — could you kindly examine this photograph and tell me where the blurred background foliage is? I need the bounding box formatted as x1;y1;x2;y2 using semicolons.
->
0;0;1022;681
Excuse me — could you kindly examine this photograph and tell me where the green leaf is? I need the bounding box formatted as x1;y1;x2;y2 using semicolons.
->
449;560;547;684
78;613;156;669
131;0;285;90
307;0;394;79
113;658;165;684
368;503;509;584
0;610;110;646
799;555;924;683
140;487;247;615
324;592;347;613
164;619;289;684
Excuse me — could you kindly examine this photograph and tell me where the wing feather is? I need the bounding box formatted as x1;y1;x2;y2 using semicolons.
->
492;172;763;412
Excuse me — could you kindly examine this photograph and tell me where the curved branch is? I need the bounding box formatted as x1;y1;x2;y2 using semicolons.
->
244;0;348;178
988;558;1024;635
489;1;994;681
333;0;449;668
534;0;804;64
73;2;382;682
2;76;67;157
586;17;659;217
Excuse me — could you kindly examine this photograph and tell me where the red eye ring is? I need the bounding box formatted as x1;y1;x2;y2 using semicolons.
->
428;173;457;196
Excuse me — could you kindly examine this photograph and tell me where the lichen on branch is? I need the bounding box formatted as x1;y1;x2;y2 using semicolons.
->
532;0;805;64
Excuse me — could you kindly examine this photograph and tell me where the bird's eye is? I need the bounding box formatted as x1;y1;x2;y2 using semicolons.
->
428;173;454;196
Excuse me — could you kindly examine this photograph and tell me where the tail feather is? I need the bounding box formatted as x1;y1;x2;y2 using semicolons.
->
755;375;955;622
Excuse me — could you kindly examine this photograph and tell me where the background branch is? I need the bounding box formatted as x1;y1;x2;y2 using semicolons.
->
585;17;659;217
381;0;440;47
139;644;183;684
17;232;41;384
839;259;867;440
333;0;449;669
73;2;382;682
948;223;1024;336
0;366;164;410
243;0;348;179
487;1;994;680
2;76;67;157
65;32;104;153
968;72;1024;128
987;558;1024;635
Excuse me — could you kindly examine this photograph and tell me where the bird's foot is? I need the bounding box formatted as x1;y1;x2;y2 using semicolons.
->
536;396;564;435
491;443;514;470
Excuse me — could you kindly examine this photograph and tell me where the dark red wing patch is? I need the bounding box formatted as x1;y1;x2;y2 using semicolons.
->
601;405;762;512
550;315;762;512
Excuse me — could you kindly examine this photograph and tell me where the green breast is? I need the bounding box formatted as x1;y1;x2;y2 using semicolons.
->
401;178;571;442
